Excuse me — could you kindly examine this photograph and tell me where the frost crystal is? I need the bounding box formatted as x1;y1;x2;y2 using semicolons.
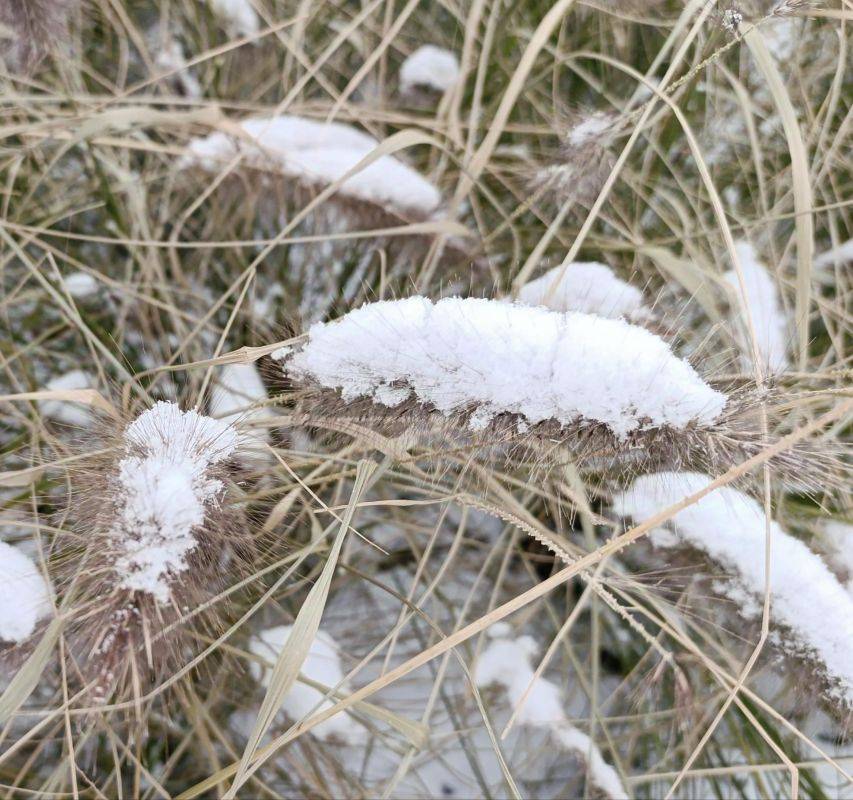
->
111;402;238;603
399;45;460;93
184;115;442;216
723;241;790;374
250;625;363;743
0;542;51;643
476;625;627;799
518;262;651;321
287;297;726;439
722;8;743;33
613;472;853;707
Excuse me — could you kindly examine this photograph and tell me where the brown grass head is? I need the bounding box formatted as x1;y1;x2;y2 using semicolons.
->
0;0;76;74
55;401;255;705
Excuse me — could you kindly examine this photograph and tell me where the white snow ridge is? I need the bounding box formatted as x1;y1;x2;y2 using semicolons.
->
286;297;727;439
183;115;442;217
613;472;853;707
111;402;239;604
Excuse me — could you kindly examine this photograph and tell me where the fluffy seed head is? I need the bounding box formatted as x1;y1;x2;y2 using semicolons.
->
110;402;239;603
284;297;726;440
0;0;76;73
531;112;621;206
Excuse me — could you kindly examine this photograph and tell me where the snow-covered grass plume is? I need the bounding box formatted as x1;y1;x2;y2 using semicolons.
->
613;472;853;708
110;402;238;603
250;625;363;743
183;115;442;217
399;45;460;94
285;297;726;439
0;543;51;644
518;261;651;322
476;623;627;799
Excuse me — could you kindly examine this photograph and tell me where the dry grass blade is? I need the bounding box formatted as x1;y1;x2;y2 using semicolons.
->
743;25;814;369
0;618;63;724
226;459;377;798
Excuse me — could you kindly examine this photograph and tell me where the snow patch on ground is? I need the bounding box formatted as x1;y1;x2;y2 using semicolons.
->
249;624;364;743
723;241;790;374
476;625;628;799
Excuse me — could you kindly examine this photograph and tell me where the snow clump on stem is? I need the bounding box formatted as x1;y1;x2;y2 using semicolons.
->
613;472;853;708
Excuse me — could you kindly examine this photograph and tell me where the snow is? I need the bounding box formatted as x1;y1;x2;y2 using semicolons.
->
518;262;651;321
184;115;442;216
111;402;239;603
815;239;853;267
63;272;99;299
286;297;727;439
39;370;94;426
612;472;853;707
154;38;201;98
249;624;364;743
476;625;628;799
567;113;612;147
0;542;51;643
209;0;259;37
723;241;790;374
820;520;853;594
209;363;273;445
399;45;460;93
761;15;799;64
